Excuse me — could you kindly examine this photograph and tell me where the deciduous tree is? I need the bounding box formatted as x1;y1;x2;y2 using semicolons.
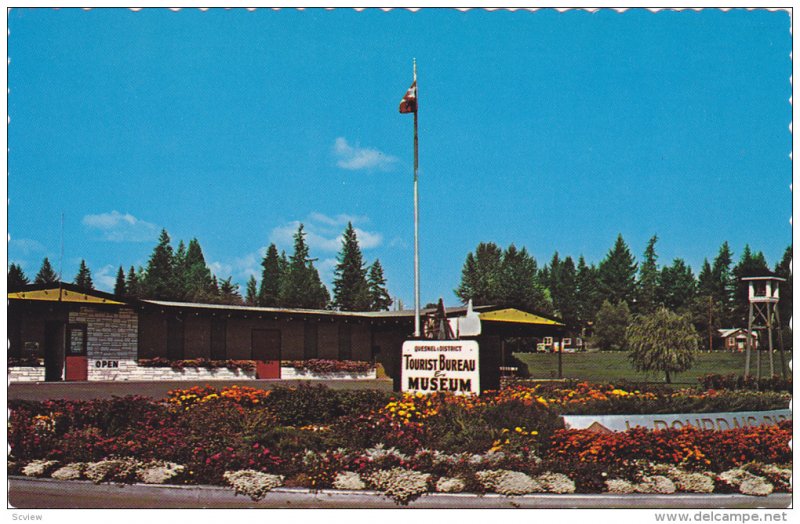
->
594;300;631;351
627;308;699;383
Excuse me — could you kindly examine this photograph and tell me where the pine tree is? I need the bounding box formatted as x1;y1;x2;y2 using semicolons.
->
332;222;371;311
552;256;579;329
774;246;792;331
499;245;552;313
8;263;30;288
142;229;176;300
126;266;141;298
258;244;282;307
657;258;696;312
636;235;660;315
711;242;735;324
280;224;329;309
183;238;215;302
367;259;393;311
597;234;638;305
455;242;503;305
697;259;715;297
245;275;258;306
218;277;243;305
34;257;59;284
575;255;601;330
114;266;127;296
173;240;188;300
74;259;94;290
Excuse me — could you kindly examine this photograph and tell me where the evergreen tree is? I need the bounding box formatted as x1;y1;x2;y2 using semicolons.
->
245;275;258;306
774;246;792;331
173;240;188;300
548;254;579;329
627;308;699;383
594;300;631;351
114;266;127;296
8;263;29;288
711;242;735;323
455;242;503;305
575;255;601;330
142;229;176;300
499;244;552;313
34;257;59;284
636;235;660;315
183;238;215;302
74;259;94;290
280;224;330;309
597;234;638;305
126;266;142;298
258;244;282;307
332;222;371;311
690;293;724;352
697;259;715;297
658;258;696;312
367;259;393;311
218;277;243;305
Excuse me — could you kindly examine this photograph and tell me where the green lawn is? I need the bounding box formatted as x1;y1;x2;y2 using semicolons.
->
511;351;775;386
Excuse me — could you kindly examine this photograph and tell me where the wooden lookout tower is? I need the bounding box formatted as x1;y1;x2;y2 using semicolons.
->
741;275;787;380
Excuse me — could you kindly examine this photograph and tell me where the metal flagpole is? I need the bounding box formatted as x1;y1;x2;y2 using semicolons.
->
413;59;421;338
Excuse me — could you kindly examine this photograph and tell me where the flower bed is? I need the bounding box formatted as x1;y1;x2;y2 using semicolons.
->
280;359;376;380
8;383;791;504
138;358;257;371
698;373;792;393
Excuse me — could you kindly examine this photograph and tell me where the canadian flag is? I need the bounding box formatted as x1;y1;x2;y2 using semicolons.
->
399;80;417;114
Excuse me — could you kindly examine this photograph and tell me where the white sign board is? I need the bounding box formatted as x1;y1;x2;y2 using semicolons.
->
562;409;791;432
401;340;480;395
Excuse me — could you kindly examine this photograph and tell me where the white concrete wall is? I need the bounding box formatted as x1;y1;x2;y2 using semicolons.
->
70;306;139;381
7;366;46;382
280;367;377;380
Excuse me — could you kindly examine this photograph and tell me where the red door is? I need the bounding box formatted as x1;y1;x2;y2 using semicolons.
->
252;329;281;379
65;324;88;381
65;357;88;381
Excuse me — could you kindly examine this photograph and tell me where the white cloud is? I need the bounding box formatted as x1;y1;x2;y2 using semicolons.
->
269;212;383;254
8;238;46;256
333;137;398;171
82;211;159;242
93;264;118;292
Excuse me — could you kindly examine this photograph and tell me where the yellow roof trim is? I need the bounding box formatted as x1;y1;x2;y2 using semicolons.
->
8;288;125;305
479;308;564;326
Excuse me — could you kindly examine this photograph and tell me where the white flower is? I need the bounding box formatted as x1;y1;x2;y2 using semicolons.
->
21;460;59;478
333;471;366;491
536;472;576;494
636;475;676;494
435;477;466;493
137;462;184;484
51;463;85;481
606;479;636;494
223;470;284;501
367;468;430;504
476;470;543;496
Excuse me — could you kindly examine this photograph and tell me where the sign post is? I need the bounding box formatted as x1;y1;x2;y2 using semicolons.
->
401;340;480;395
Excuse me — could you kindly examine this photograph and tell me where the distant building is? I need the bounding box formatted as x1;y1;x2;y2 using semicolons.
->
717;328;758;352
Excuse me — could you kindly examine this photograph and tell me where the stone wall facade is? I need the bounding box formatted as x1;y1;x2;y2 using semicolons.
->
69;306;139;381
7;366;46;382
125;367;257;381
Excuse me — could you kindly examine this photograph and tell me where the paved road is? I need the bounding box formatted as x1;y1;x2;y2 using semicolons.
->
8;378;394;401
7;477;793;509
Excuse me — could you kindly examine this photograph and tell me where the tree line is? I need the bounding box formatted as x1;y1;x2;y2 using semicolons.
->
8;222;393;312
456;234;792;350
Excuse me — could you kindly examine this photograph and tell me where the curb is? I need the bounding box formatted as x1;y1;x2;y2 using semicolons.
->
8;477;793;509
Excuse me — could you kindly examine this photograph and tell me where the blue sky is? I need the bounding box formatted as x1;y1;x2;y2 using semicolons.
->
7;8;792;307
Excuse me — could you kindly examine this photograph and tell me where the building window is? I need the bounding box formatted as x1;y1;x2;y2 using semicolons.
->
67;323;87;356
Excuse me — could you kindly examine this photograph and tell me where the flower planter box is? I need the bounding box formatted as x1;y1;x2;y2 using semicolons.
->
280;367;377;380
126;366;257;381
